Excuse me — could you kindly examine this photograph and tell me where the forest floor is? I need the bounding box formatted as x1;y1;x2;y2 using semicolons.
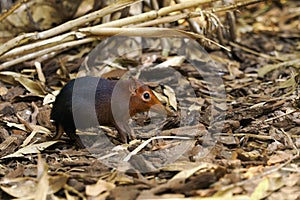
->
0;1;299;199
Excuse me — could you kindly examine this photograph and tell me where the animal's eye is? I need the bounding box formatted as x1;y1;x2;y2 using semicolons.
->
142;91;151;101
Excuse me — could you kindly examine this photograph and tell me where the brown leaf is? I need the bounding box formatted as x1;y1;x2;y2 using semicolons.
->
86;179;115;197
1;141;58;159
267;151;292;165
0;177;37;198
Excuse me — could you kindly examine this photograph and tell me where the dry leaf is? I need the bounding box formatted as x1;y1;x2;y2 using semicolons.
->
163;85;177;111
257;59;300;77
0;177;37;198
267;151;292;165
0;0;81;37
35;154;49;200
153;56;185;69
86;179;115;197
5;121;27;131
5;121;51;136
251;176;284;200
0;155;68;198
0;71;46;96
14;76;46;97
1;141;58;159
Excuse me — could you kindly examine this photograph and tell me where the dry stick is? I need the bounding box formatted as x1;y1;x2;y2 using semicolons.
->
0;32;79;60
0;12;200;60
0;28;228;70
81;0;266;38
213;0;266;13
0;14;188;59
80;0;215;30
16;113;33;132
1;0;258;56
0;0;138;56
158;0;215;16
134;0;266;27
31;102;39;125
123;136;192;162
81;27;180;36
264;109;298;123
232;133;273;141
37;0;138;39
132;12;190;27
0;0;211;61
229;41;281;61
34;62;46;83
79;27;229;50
0;37;97;70
174;0;202;34
281;128;299;157
0;0;29;21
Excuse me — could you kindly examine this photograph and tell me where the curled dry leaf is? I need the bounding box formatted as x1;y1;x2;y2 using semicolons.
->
163;85;177;111
43;93;56;105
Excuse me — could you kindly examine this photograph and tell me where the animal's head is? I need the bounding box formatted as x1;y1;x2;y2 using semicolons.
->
128;79;166;117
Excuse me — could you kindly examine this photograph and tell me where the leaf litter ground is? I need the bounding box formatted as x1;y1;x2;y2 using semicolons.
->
0;1;299;199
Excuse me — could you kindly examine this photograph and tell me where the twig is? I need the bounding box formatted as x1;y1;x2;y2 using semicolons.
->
281;128;299;156
229;41;282;61
0;0;29;22
174;0;202;34
31;102;39;125
210;0;267;13
123;136;192;161
232;133;273;140
16;113;33;132
264;109;298;122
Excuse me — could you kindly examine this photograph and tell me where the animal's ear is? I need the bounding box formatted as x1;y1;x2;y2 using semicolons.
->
129;79;143;96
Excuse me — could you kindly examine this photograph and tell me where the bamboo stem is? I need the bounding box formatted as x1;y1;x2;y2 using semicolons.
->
0;0;138;56
0;37;97;70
